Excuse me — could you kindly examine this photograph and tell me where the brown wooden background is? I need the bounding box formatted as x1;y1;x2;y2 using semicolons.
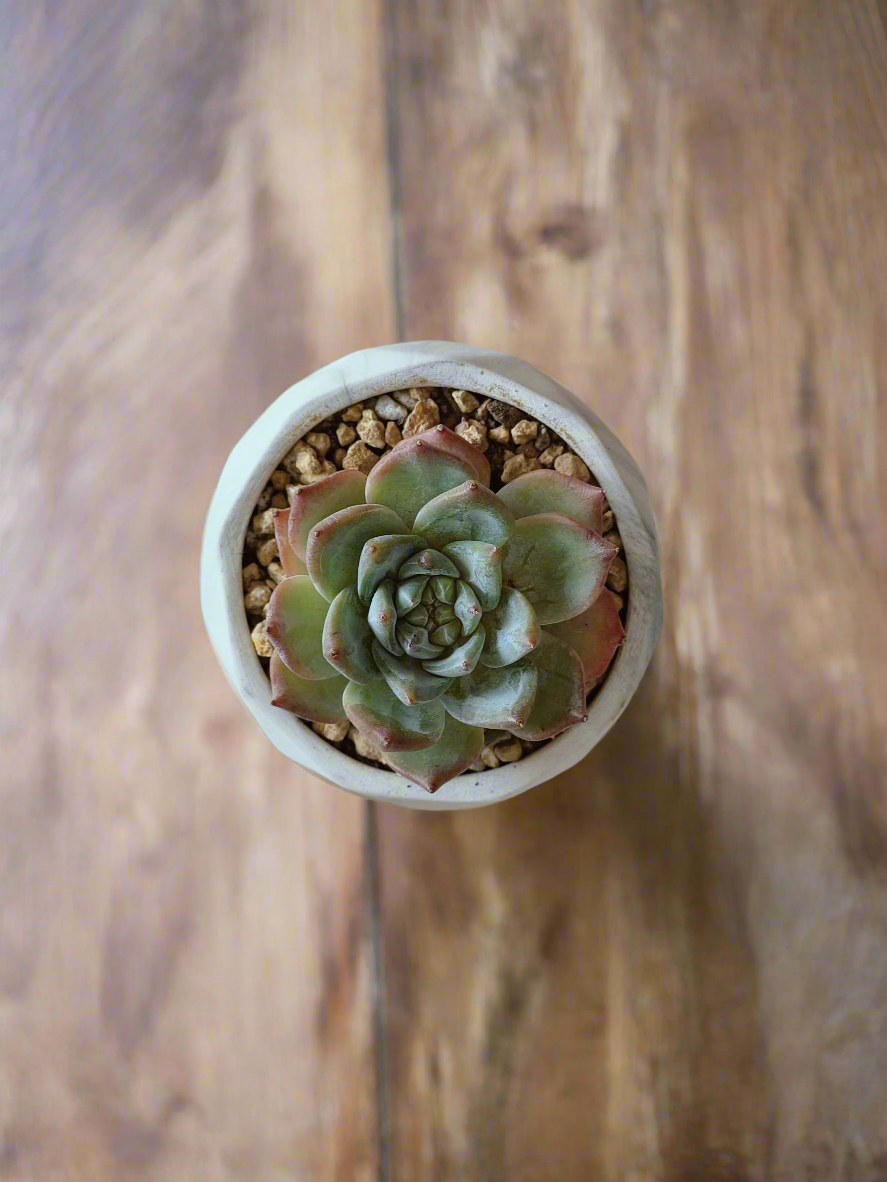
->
3;1;887;1179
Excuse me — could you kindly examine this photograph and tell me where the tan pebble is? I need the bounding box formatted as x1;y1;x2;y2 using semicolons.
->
480;745;501;769
518;442;538;458
341;403;363;422
538;444;565;466
502;448;515;460
385;420;402;447
494;738;524;763
270;469;290;490
357;412;386;449
306;431;331;457
609;592;624;611
336;422;357;446
604;530;622;553
256;536;279;566
455;418;489;452
262;600;273;618
403;398;440;437
242;562;261;588
300;459;338;484
554;452;591;482
313;719;350;742
286;483;299;505
271;492;288;509
511;419;538;445
601;507;615;533
501;454;541;483
284;440;323;478
244;527;257;552
255;485;273;511
252;508;276;537
536;426;551;449
244;582;272;613
333;448;346;466
394;388;423;410
349;725;386;761
474;399;492;419
606;554;628;593
250;618;275;658
489;424;511;444
266;561;286;585
452;389;479;413
342;440;380;474
469;757;487;773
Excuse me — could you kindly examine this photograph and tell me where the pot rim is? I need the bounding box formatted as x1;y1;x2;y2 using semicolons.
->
201;341;662;810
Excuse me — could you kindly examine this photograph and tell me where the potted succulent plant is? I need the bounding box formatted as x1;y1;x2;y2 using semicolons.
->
201;342;662;810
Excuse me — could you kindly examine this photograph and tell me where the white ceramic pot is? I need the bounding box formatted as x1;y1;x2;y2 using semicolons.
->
201;342;662;810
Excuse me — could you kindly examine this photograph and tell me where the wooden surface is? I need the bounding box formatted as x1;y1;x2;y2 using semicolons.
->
2;1;887;1178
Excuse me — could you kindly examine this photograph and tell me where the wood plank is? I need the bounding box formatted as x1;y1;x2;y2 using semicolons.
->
0;2;394;1177
382;0;887;1177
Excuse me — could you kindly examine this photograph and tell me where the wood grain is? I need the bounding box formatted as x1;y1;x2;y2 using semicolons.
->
0;1;394;1178
3;0;887;1179
382;1;887;1178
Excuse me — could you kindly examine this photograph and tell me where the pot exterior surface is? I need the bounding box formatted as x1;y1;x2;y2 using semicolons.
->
201;342;662;810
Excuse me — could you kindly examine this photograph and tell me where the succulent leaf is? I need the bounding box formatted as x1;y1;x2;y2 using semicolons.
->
453;580;483;636
270;653;348;723
430;576;456;603
273;509;307;576
497;470;605;534
322;587;379;684
395;576;428;614
357;533;425;604
398;549;461;578
413;480;514;548
372;641;451;705
383;713;485;794
396;622;445;660
442;661;538;729
368;580;402;655
507;632;586;740
501;513;617;625
266;576;338;680
545;589;625;689
405;605;430;627
442;541;503;611
423;625;486;677
307;503;407;601
343;680;445;752
364;426;489;527
287;469;367;558
429;620;462;648
480;587;541;668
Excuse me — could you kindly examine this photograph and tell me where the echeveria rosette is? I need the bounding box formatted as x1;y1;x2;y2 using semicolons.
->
264;425;625;792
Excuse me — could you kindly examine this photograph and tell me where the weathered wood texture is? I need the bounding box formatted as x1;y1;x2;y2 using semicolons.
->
0;2;393;1178
2;0;887;1179
381;1;887;1179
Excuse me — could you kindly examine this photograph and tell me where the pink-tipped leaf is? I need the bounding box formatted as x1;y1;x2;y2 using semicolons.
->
497;470;605;534
383;713;485;793
306;503;408;601
501;513;617;625
270;653;348;723
273;509;307;576
442;661;538;730
287;469;367;558
266;576;338;680
343;680;445;753
545;589;625;689
413;480;514;548
480;587;541;667
364;426;490;528
322;587;379;684
507;632;586;741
